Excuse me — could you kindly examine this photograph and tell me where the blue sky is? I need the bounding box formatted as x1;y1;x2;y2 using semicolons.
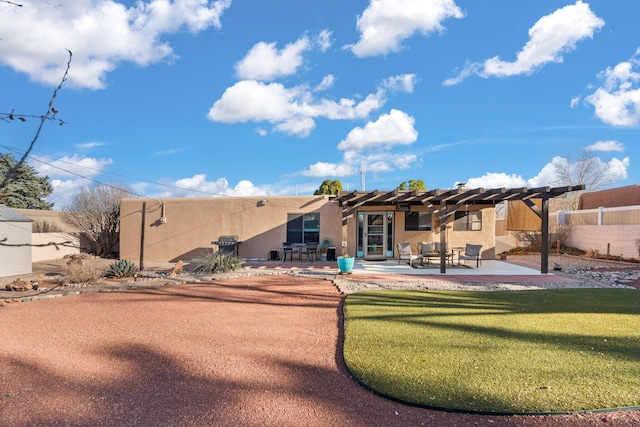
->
0;0;638;208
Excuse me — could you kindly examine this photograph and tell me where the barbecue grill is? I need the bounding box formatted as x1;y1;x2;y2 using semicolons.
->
211;235;242;256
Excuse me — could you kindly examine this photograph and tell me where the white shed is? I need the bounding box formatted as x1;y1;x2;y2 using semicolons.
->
0;204;33;278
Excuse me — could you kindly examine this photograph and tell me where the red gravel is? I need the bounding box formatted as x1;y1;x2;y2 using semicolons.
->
2;275;639;426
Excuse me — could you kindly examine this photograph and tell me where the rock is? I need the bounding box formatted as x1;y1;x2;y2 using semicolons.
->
5;278;33;291
170;260;184;276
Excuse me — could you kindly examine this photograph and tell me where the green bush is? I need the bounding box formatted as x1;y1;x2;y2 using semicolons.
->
105;259;137;278
193;251;243;274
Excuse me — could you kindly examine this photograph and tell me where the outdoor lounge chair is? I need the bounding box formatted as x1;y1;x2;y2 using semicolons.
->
459;244;483;268
397;242;420;267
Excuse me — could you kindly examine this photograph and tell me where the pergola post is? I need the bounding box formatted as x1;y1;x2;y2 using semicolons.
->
541;197;549;274
440;200;447;274
341;202;348;256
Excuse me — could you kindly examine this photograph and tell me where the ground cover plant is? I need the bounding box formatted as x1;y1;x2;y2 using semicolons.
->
193;251;244;274
343;289;640;414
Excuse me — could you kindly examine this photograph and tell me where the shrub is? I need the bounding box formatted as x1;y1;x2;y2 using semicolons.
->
66;262;101;284
32;220;63;233
193;251;243;274
104;259;137;278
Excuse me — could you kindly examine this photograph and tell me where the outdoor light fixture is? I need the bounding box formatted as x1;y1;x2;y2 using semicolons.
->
160;202;167;223
258;199;267;207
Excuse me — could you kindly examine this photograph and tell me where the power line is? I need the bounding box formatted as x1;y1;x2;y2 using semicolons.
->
0;144;224;197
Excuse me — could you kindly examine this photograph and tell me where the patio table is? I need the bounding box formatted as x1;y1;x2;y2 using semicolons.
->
278;243;316;262
421;252;454;266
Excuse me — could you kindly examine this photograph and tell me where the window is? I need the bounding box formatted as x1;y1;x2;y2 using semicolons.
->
286;213;320;243
454;210;482;231
405;212;432;231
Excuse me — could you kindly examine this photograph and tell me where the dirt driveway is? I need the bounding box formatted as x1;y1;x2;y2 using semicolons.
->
2;274;639;426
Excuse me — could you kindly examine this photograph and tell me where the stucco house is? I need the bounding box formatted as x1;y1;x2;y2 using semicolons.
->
0;204;32;278
120;186;579;272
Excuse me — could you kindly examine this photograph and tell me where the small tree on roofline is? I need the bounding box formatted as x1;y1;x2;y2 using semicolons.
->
314;179;342;195
397;180;426;191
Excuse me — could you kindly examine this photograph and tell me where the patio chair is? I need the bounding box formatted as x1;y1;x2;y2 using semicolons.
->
397;242;419;267
300;242;317;262
282;242;293;262
459;244;483;268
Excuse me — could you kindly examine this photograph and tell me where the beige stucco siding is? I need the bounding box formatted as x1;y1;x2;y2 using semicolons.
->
120;196;342;263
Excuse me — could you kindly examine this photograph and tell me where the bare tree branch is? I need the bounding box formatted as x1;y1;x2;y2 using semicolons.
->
0;0;22;7
0;50;72;190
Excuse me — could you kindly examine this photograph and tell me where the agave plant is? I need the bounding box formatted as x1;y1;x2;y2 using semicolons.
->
105;259;137;278
193;251;243;274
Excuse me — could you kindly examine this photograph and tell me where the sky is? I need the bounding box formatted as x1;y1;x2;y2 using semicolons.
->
0;0;638;209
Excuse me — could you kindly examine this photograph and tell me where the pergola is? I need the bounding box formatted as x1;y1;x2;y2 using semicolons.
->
334;185;585;274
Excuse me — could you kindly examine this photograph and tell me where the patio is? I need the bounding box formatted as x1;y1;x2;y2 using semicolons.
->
350;258;543;276
245;257;565;280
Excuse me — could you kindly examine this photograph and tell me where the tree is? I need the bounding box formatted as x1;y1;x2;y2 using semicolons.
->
0;153;54;209
553;150;619;191
62;183;134;257
551;150;620;211
314;179;343;195
396;179;426;191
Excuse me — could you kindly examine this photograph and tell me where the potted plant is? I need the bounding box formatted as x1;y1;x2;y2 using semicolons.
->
337;254;355;274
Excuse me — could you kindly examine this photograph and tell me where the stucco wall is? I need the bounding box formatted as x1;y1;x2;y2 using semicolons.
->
31;233;80;262
566;224;640;259
120;196;342;263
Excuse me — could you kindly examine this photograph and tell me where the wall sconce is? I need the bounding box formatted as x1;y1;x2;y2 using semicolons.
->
258;199;267;207
160;202;167;223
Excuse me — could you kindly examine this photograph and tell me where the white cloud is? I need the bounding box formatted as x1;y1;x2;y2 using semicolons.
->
315;29;333;53
381;74;417;93
75;141;107;149
235;37;311;81
465;173;527;189
301;161;358;177
585;51;640;127
444;1;604;85
337;109;418;150
570;96;581;108
301;151;418;178
348;0;464;57
464;154;630;190
31;154;113;178
585;140;624;152
300;109;419;179
314;74;335;92
0;0;232;89
48;178;93;209
155;174;268;198
207;80;385;137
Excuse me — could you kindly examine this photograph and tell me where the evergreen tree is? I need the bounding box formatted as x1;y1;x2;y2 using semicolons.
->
0;153;54;209
314;179;343;195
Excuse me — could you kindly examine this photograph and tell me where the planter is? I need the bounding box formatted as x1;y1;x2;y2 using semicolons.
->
337;256;355;274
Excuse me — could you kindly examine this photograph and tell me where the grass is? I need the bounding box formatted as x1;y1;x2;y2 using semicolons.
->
343;289;640;414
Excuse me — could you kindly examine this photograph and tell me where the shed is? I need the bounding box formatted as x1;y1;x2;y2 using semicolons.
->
0;204;33;278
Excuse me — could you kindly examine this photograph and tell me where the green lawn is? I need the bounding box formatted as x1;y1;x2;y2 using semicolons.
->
343;289;640;414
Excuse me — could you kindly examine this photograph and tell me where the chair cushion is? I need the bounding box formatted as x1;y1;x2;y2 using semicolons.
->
419;242;433;254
